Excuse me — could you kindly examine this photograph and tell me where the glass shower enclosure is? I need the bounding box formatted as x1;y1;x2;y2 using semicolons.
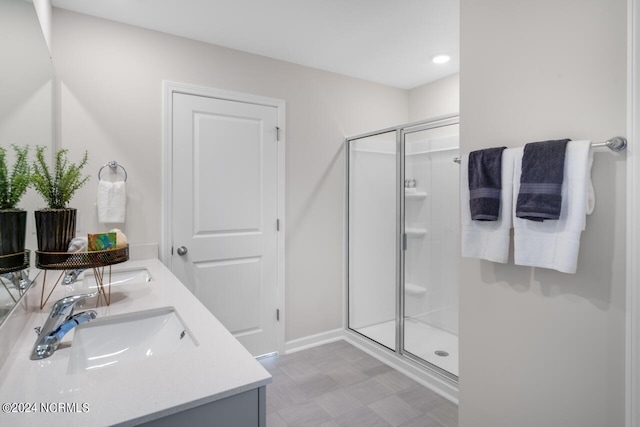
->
347;115;460;380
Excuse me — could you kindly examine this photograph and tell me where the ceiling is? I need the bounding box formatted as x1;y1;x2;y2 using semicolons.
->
51;0;459;90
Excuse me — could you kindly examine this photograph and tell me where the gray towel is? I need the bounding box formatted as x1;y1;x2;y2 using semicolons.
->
468;147;507;221
516;138;570;221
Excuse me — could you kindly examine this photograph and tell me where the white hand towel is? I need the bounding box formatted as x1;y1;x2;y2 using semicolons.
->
460;148;516;263
67;237;88;252
513;141;593;274
97;180;126;224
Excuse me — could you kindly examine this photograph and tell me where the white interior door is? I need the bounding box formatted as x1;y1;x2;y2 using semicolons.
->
171;92;280;357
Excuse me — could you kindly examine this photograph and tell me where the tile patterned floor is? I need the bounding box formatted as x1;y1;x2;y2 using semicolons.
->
259;340;458;427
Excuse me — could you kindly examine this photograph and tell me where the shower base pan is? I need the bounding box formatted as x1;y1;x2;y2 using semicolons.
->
356;318;458;376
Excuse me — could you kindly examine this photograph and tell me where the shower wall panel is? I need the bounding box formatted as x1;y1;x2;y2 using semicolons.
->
348;132;397;349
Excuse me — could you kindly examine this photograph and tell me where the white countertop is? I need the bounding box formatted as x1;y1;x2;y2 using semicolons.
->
0;258;271;426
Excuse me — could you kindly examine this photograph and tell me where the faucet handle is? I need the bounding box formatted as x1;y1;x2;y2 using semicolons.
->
50;292;98;319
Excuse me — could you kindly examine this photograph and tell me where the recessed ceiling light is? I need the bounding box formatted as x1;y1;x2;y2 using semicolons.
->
431;54;451;64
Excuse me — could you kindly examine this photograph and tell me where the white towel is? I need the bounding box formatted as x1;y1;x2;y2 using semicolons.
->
67;237;88;252
460;148;516;263
513;140;594;274
97;180;126;223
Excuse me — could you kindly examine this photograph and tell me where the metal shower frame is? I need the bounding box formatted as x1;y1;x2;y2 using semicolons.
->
345;113;460;385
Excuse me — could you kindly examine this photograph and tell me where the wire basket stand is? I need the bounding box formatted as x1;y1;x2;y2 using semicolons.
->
35;246;129;309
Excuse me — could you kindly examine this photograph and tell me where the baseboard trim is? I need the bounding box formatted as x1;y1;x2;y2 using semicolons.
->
284;328;345;354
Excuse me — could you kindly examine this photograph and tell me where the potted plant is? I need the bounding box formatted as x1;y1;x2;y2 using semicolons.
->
31;147;89;252
0;145;30;256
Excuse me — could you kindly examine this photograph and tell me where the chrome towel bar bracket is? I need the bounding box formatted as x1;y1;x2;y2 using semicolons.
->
591;136;627;152
98;161;128;182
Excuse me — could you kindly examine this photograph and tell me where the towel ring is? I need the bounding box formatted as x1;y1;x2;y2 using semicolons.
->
98;161;127;182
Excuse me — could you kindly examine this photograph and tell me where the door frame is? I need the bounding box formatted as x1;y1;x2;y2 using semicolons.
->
162;81;286;355
628;1;640;426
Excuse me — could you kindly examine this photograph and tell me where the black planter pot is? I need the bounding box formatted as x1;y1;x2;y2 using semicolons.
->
0;209;27;255
34;208;77;252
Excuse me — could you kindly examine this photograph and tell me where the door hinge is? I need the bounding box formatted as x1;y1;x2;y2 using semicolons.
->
276;126;281;141
276;309;280;321
402;233;407;251
277;219;280;231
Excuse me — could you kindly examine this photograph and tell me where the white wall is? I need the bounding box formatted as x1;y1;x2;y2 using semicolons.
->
0;0;55;252
52;9;409;342
409;73;459;121
32;0;52;56
459;1;626;427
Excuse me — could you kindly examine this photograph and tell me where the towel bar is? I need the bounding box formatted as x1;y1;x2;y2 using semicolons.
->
452;136;627;163
98;161;128;182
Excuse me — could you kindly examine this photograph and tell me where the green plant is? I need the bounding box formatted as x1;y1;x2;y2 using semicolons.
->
0;145;31;210
31;146;89;209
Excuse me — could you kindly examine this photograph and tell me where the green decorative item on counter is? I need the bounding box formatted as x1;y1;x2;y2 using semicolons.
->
0;145;30;256
31;147;90;252
88;232;117;251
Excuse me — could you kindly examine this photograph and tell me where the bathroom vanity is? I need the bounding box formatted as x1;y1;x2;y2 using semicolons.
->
0;259;271;426
1;3;270;424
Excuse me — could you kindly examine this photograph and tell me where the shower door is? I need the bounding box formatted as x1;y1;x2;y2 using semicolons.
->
347;116;459;381
401;122;460;378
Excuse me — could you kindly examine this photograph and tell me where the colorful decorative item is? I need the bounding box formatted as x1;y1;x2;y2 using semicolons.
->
88;232;117;251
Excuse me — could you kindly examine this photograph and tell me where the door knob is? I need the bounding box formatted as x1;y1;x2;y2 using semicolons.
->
176;246;188;256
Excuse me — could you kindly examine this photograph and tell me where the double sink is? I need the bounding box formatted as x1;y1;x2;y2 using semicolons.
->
39;267;198;374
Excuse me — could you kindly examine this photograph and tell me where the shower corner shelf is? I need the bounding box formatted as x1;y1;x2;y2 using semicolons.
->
405;228;428;237
405;191;428;199
405;283;427;296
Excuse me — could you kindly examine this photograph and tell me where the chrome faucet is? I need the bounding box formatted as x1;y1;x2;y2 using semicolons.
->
63;269;85;285
1;270;31;290
31;292;98;360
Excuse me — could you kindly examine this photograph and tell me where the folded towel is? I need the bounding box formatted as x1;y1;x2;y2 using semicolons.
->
468;147;507;221
97;180;126;224
515;139;570;221
67;237;88;252
513;141;593;274
461;148;516;263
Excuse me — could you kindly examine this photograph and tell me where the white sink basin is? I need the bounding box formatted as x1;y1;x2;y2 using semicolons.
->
67;307;197;374
83;267;152;288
